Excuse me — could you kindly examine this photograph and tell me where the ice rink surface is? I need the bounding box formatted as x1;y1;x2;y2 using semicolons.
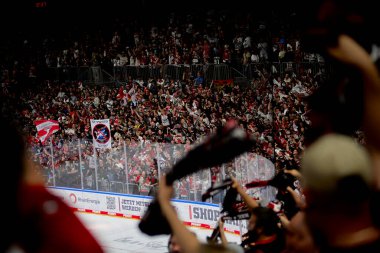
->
76;212;242;253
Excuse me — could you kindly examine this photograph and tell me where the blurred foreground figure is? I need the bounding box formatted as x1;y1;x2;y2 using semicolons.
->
301;134;380;253
0;115;104;253
299;0;380;229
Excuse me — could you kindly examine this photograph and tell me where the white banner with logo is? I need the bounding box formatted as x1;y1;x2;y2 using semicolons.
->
90;119;112;149
49;188;245;238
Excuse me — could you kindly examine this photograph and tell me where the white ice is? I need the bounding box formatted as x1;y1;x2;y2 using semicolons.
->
76;212;242;253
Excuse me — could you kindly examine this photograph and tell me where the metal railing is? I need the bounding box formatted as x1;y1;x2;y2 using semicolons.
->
43;62;330;85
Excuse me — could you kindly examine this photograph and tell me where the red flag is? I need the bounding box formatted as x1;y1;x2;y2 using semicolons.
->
34;119;60;144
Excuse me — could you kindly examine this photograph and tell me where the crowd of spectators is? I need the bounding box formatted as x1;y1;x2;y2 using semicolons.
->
0;3;341;199
0;4;324;88
1;61;321;198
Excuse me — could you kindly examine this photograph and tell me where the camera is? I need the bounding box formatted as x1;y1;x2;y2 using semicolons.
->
245;170;300;219
205;185;250;243
139;120;256;236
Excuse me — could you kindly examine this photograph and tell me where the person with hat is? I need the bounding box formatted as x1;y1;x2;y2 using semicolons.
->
301;134;380;252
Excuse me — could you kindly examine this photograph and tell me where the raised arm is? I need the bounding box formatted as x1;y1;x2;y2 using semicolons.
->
231;177;259;210
218;218;228;247
327;34;380;187
157;176;200;253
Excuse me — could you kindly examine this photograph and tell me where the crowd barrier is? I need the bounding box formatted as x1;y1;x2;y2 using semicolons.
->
31;139;277;205
50;187;247;236
43;62;329;84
